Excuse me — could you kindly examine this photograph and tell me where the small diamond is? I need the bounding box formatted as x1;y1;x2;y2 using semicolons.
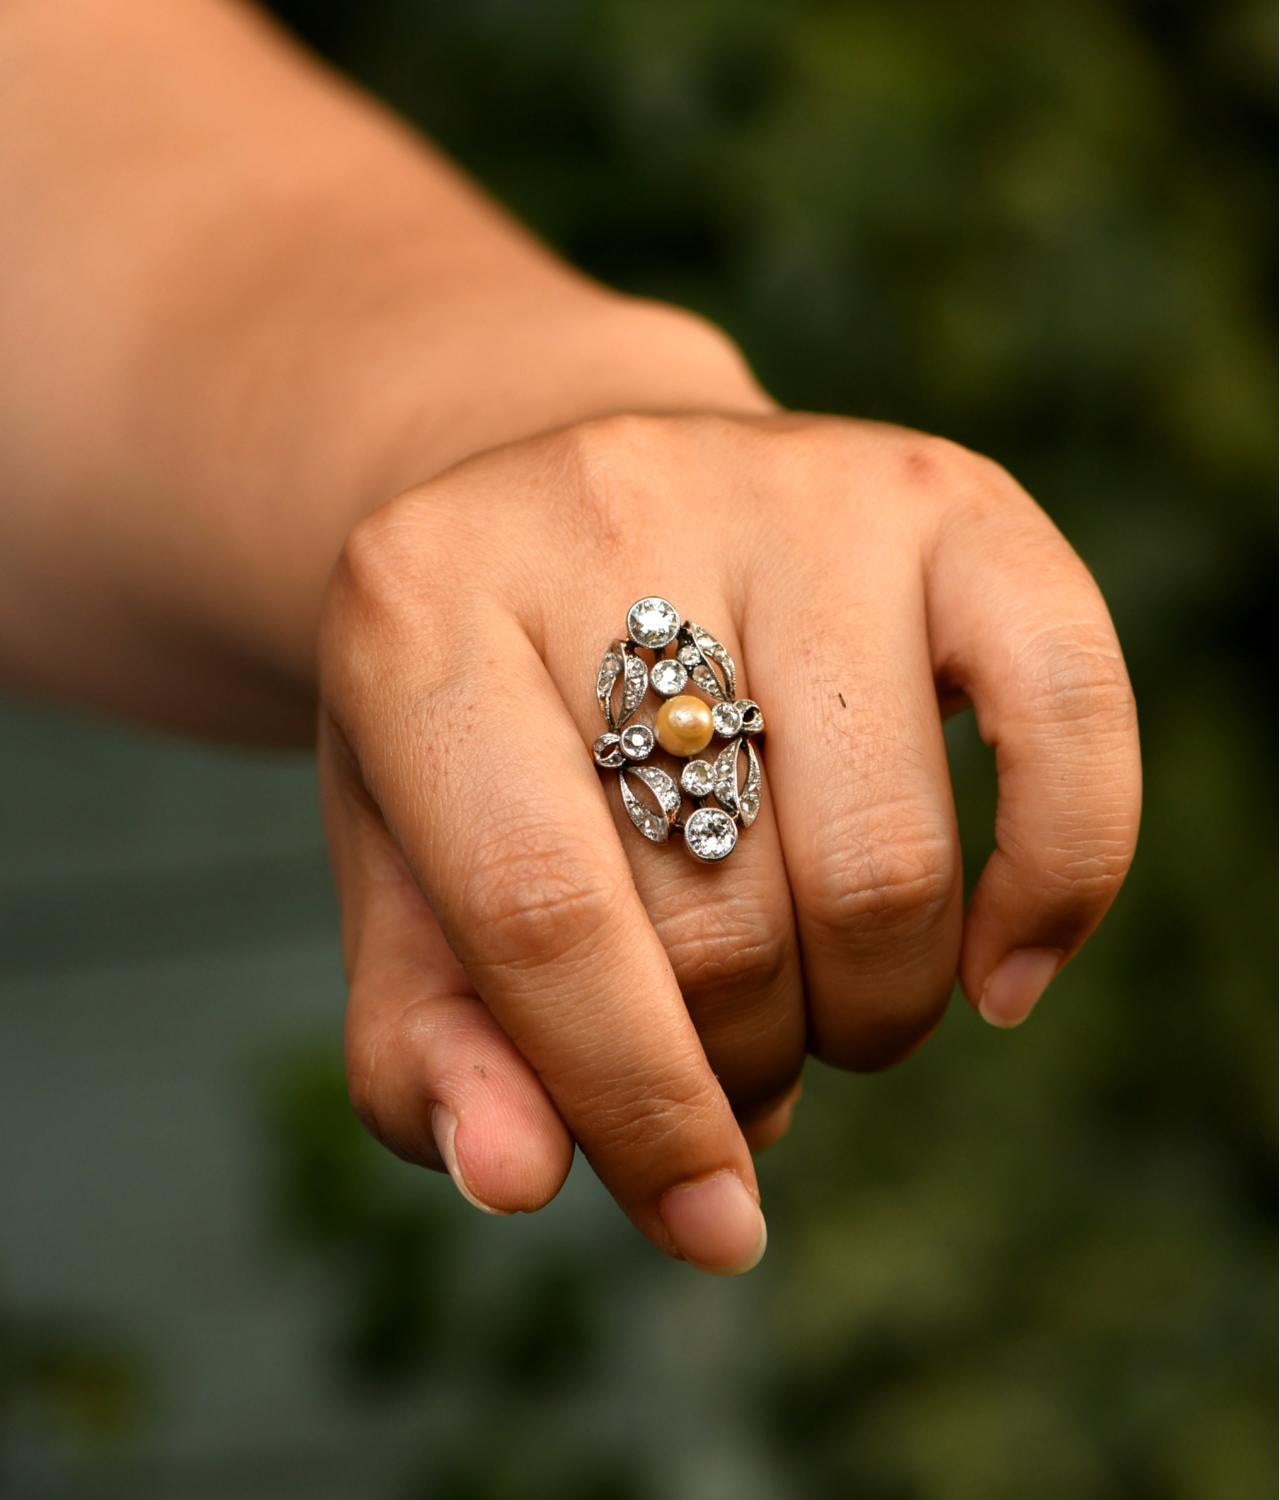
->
684;806;738;862
620;723;654;761
712;702;743;737
627;597;680;650
650;658;689;696
681;759;715;797
677;642;702;668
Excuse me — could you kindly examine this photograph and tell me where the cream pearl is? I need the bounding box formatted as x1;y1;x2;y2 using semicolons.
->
654;694;715;757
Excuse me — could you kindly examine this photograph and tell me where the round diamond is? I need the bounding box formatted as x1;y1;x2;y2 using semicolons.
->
684;806;738;862
712;702;743;737
620;723;654;761
627;597;680;650
677;642;702;668
680;759;715;798
650;658;689;697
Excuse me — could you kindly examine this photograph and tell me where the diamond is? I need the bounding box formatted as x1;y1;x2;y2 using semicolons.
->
650;658;689;697
677;642;702;668
712;702;743;737
681;759;715;797
620;723;654;761
683;806;738;862
626;597;680;650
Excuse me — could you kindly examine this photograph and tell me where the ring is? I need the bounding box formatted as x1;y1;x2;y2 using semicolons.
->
590;596;765;862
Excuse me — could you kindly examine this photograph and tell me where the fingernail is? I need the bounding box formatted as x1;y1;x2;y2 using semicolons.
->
658;1171;767;1275
979;947;1061;1028
431;1105;510;1216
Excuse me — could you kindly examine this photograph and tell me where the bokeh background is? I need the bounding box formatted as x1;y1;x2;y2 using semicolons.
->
2;2;1274;1496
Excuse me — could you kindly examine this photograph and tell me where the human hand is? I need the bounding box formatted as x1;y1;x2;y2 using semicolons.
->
317;411;1141;1274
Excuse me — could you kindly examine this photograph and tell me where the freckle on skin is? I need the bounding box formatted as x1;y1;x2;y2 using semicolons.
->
473;1063;487;1078
904;446;935;483
837;692;846;708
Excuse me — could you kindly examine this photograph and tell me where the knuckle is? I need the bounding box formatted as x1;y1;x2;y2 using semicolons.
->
1018;623;1138;734
572;1069;721;1162
802;813;958;949
555;412;661;488
896;431;1005;503
321;503;433;703
320;498;483;720
461;828;624;975
662;916;791;1003
548;414;671;546
330;501;427;623
1038;833;1136;909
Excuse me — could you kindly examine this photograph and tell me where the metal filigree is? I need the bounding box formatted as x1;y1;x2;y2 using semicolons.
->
588;596;766;862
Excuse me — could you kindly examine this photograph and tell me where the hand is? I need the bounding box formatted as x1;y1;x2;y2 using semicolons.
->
317;411;1141;1274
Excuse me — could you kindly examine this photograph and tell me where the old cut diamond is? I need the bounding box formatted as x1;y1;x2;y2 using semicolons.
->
650;658;689;696
681;759;715;798
712;702;743;737
620;723;655;761
684;806;738;862
626;597;680;650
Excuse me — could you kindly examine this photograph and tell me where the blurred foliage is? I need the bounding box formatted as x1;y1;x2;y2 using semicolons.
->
264;0;1273;1495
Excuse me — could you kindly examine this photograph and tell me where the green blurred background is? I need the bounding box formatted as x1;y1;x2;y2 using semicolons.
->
1;2;1274;1496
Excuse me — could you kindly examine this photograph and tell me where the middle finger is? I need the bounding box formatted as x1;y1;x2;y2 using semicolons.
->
749;524;963;1069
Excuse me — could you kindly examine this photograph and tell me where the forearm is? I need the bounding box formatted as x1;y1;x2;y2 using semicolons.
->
0;0;768;740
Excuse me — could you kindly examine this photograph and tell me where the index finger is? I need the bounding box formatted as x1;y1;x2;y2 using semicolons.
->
322;518;767;1274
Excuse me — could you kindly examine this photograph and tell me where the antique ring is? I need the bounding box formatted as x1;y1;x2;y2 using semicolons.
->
590;595;765;862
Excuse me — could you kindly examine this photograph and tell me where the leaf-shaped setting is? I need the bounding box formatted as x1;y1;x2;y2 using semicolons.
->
618;651;649;726
595;647;623;728
690;662;728;702
592;732;624;768
683;622;737;701
738;738;762;826
596;643;649;729
618;764;681;843
712;737;762;826
712;738;742;814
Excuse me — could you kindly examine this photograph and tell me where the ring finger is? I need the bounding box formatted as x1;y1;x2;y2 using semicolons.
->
540;582;807;1122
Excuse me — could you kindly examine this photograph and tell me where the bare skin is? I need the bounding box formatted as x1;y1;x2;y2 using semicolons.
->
0;0;1142;1274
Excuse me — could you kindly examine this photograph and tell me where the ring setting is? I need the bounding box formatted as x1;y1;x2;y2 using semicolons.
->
591;596;765;862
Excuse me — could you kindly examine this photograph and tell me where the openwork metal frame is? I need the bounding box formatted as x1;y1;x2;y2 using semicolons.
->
590;596;765;862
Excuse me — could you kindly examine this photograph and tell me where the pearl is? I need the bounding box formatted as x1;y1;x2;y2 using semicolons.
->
654;694;714;757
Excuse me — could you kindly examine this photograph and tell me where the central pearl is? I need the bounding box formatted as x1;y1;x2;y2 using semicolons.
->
654;694;714;756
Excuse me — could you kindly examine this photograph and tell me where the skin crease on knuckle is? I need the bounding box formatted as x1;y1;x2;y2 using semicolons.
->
320;496;475;718
457;830;627;981
797;799;960;1067
566;1069;726;1174
652;910;803;1106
